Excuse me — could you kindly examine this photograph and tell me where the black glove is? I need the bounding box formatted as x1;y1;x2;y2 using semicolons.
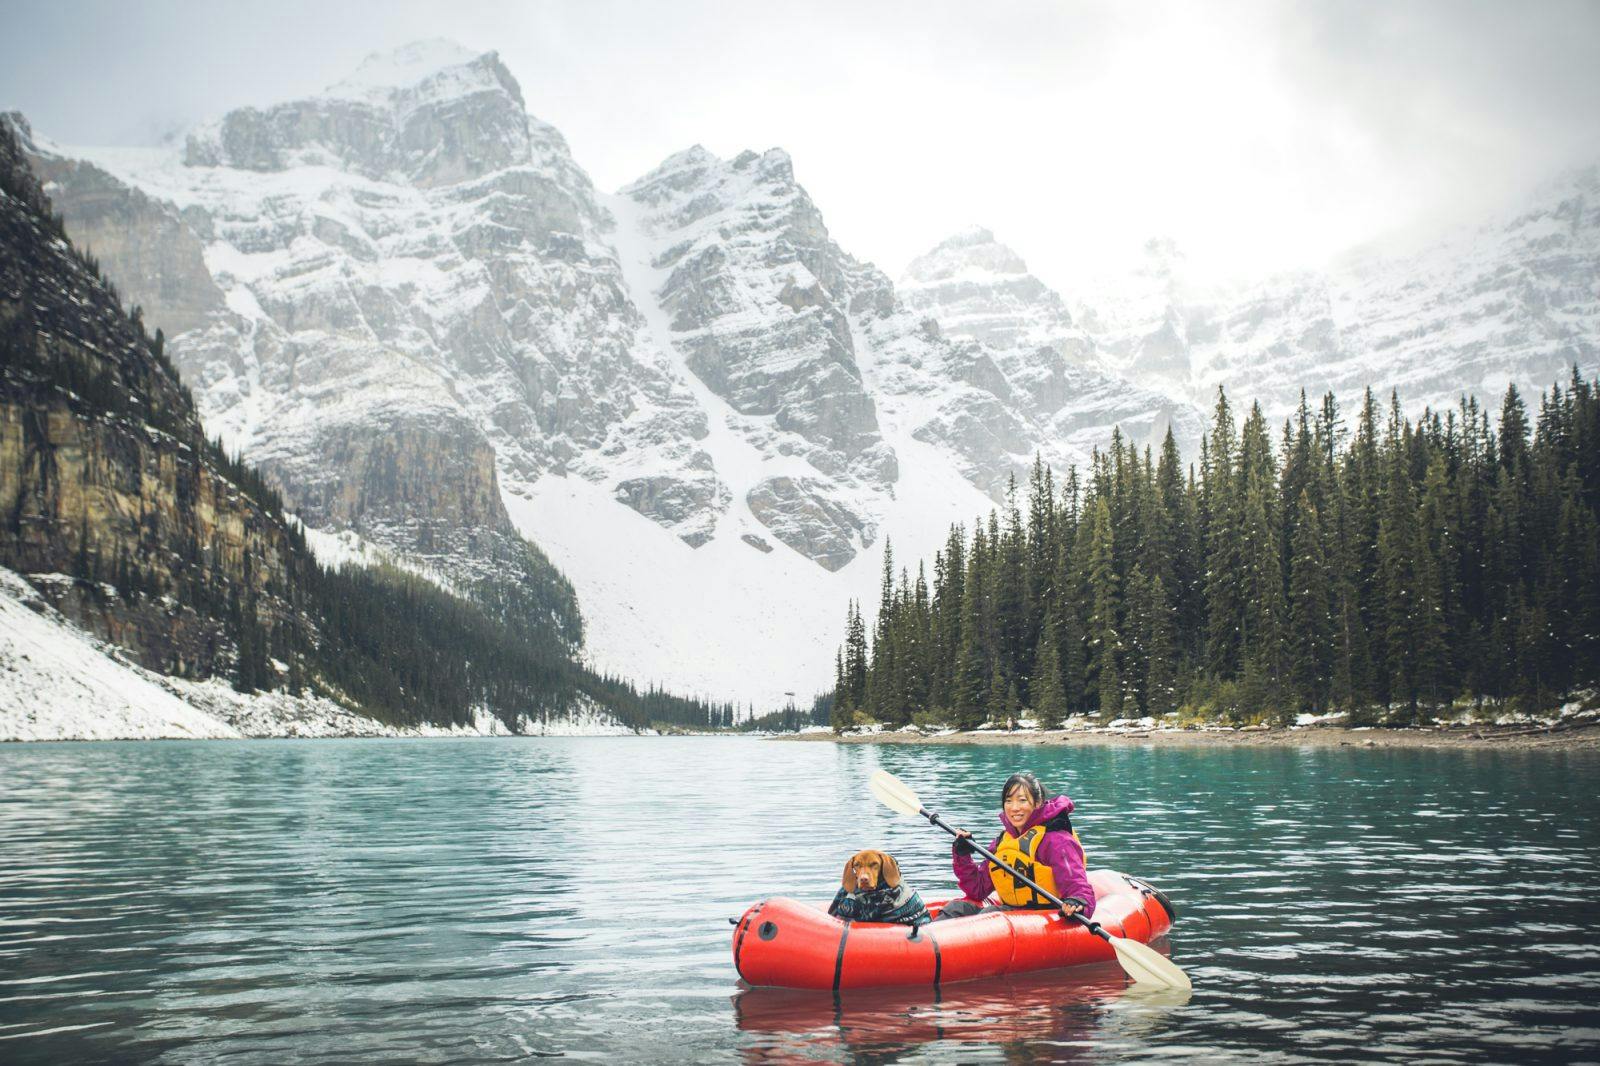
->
1060;896;1088;914
953;832;976;858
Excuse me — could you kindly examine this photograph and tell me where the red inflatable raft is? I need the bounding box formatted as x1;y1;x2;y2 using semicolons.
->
732;869;1176;990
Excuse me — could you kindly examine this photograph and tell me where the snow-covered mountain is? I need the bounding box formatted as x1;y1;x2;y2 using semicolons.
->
28;41;1166;709
1066;170;1600;420
900;228;1206;458
24;38;1594;710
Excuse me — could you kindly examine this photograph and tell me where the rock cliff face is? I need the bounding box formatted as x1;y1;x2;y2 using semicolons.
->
622;147;893;487
615;145;896;566
0;115;305;677
900;228;1206;460
21;153;224;338
1070;237;1210;404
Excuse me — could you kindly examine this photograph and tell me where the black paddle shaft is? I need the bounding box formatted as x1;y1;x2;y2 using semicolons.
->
921;807;1112;943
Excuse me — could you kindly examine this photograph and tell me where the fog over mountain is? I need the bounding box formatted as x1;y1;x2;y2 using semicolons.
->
5;1;1599;288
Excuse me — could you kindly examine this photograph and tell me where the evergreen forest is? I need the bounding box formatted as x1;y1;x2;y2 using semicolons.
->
833;378;1600;731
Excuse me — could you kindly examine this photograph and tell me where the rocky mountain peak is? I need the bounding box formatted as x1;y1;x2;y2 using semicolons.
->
183;38;531;187
903;226;1031;284
623;145;798;211
900;226;1082;357
1;110;32;145
944;224;996;246
625;144;720;198
617;141;895;565
1502;161;1599;244
325;38;512;103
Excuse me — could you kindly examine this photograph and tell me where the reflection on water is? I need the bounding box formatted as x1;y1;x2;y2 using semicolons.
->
735;963;1192;1063
1;737;1597;1063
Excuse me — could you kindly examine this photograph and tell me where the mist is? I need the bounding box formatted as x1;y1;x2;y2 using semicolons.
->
4;0;1597;289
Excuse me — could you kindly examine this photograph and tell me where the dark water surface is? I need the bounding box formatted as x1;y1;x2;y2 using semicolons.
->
2;737;1598;1063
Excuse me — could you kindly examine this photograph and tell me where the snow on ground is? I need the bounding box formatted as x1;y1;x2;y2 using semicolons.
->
0;566;635;741
0;568;241;741
501;418;993;712
492;196;999;712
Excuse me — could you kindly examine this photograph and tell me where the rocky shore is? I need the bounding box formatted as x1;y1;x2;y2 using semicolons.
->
778;707;1600;752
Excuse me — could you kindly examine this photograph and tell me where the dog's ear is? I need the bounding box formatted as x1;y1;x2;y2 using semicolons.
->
842;855;857;890
881;851;901;889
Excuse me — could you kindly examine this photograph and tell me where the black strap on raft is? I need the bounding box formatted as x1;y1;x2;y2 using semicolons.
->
832;921;852;992
732;901;765;979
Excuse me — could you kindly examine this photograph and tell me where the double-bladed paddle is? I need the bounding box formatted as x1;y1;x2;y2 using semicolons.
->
869;768;1192;991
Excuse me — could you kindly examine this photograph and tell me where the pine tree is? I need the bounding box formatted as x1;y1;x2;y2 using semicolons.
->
1204;387;1243;676
1146;575;1178;718
1004;678;1022;731
1377;395;1419;713
1241;475;1286;705
845;601;868;713
1414;455;1457;708
1086;499;1125;720
1516;601;1552;711
1410;514;1450;710
1288;492;1333;716
867;542;896;720
931;527;966;715
1027;453;1056;602
952;546;989;730
1124;565;1152;715
986;655;1008;729
831;647;849;733
1031;614;1069;728
1058;521;1090;715
996;476;1028;700
1557;485;1600;686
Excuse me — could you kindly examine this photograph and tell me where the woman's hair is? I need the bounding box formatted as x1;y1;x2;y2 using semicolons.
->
1001;771;1047;806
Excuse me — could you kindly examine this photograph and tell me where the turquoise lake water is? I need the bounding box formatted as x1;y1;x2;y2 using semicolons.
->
2;737;1597;1063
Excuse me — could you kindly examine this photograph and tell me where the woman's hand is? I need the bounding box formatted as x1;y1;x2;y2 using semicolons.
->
952;829;977;858
1059;897;1087;919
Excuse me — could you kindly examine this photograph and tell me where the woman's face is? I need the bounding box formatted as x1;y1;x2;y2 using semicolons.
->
1003;784;1038;831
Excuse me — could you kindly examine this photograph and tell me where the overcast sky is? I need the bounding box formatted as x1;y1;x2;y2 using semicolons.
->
4;0;1598;290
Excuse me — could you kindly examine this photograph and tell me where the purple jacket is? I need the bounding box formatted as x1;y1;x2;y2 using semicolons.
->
952;794;1096;917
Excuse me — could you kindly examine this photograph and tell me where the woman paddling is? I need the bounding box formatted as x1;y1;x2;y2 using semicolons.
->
934;770;1095;922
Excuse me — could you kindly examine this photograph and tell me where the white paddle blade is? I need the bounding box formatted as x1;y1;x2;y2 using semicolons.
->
869;770;923;816
1110;937;1192;991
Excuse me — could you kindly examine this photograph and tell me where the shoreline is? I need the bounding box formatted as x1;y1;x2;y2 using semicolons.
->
774;720;1600;751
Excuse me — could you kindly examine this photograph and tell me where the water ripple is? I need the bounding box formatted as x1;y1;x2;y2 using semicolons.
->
1;738;1597;1062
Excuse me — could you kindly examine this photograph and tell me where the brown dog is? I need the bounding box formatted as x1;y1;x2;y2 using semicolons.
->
843;849;901;893
829;849;928;924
